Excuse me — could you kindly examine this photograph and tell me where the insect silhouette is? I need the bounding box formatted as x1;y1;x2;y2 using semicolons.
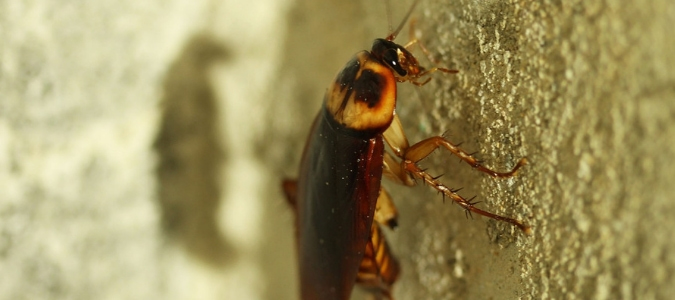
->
282;1;530;299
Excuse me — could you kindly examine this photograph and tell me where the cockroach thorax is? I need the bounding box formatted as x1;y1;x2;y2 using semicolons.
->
325;51;397;133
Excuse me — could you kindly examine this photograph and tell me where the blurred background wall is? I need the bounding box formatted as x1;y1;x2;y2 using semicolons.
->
0;0;295;299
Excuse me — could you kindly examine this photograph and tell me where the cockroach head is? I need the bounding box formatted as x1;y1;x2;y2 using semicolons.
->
371;38;423;81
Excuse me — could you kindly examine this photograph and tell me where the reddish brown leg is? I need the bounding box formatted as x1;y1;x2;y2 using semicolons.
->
409;67;459;86
382;115;530;234
282;179;301;242
402;18;459;87
383;115;526;177
404;136;528;178
282;179;298;210
356;223;399;300
402;161;530;233
374;187;399;229
383;152;415;186
353;188;401;299
404;18;438;65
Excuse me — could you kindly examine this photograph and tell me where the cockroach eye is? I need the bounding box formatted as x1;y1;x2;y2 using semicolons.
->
383;49;407;76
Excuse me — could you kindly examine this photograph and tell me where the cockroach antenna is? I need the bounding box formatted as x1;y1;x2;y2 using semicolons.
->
385;0;393;35
386;0;420;41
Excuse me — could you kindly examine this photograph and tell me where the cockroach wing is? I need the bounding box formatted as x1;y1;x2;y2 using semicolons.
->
295;108;384;300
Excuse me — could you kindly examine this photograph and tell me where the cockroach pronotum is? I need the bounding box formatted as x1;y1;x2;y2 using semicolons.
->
282;1;530;299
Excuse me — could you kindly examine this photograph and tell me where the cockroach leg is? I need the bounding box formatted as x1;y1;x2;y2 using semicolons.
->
357;191;402;298
403;160;531;234
404;18;437;64
382;113;409;157
375;188;399;229
403;18;459;81
408;67;459;86
382;115;530;233
383;152;415;186
404;136;528;178
398;66;458;86
384;113;527;178
409;77;432;87
402;38;419;50
356;223;399;300
282;179;298;210
418;67;459;78
410;67;459;87
384;114;525;177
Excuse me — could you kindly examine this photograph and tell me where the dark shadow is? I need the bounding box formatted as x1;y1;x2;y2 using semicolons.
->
153;34;231;267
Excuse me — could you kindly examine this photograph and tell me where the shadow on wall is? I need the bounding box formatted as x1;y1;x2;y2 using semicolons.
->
153;34;231;266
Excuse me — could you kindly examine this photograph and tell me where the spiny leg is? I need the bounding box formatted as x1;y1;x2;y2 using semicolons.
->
403;160;531;234
404;136;528;178
383;152;415;186
402;18;458;87
383;115;526;177
382;114;530;233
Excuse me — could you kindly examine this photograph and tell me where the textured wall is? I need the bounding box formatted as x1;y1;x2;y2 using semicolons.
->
273;0;675;299
0;0;294;299
407;1;675;299
2;0;674;300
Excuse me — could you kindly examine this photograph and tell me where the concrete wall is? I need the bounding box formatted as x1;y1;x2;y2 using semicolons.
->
274;0;675;299
2;0;674;299
0;0;294;299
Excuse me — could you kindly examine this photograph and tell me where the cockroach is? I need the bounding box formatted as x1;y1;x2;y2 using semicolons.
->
282;1;530;299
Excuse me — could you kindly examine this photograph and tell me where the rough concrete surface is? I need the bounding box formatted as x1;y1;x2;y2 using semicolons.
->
271;0;675;299
2;0;675;300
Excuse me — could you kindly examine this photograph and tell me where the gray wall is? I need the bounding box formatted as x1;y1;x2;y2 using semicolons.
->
2;0;674;299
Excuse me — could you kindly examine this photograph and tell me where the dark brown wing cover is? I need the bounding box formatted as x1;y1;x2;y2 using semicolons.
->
294;107;384;300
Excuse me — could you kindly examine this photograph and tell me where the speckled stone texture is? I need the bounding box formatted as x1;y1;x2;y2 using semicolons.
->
275;0;675;299
2;0;674;299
